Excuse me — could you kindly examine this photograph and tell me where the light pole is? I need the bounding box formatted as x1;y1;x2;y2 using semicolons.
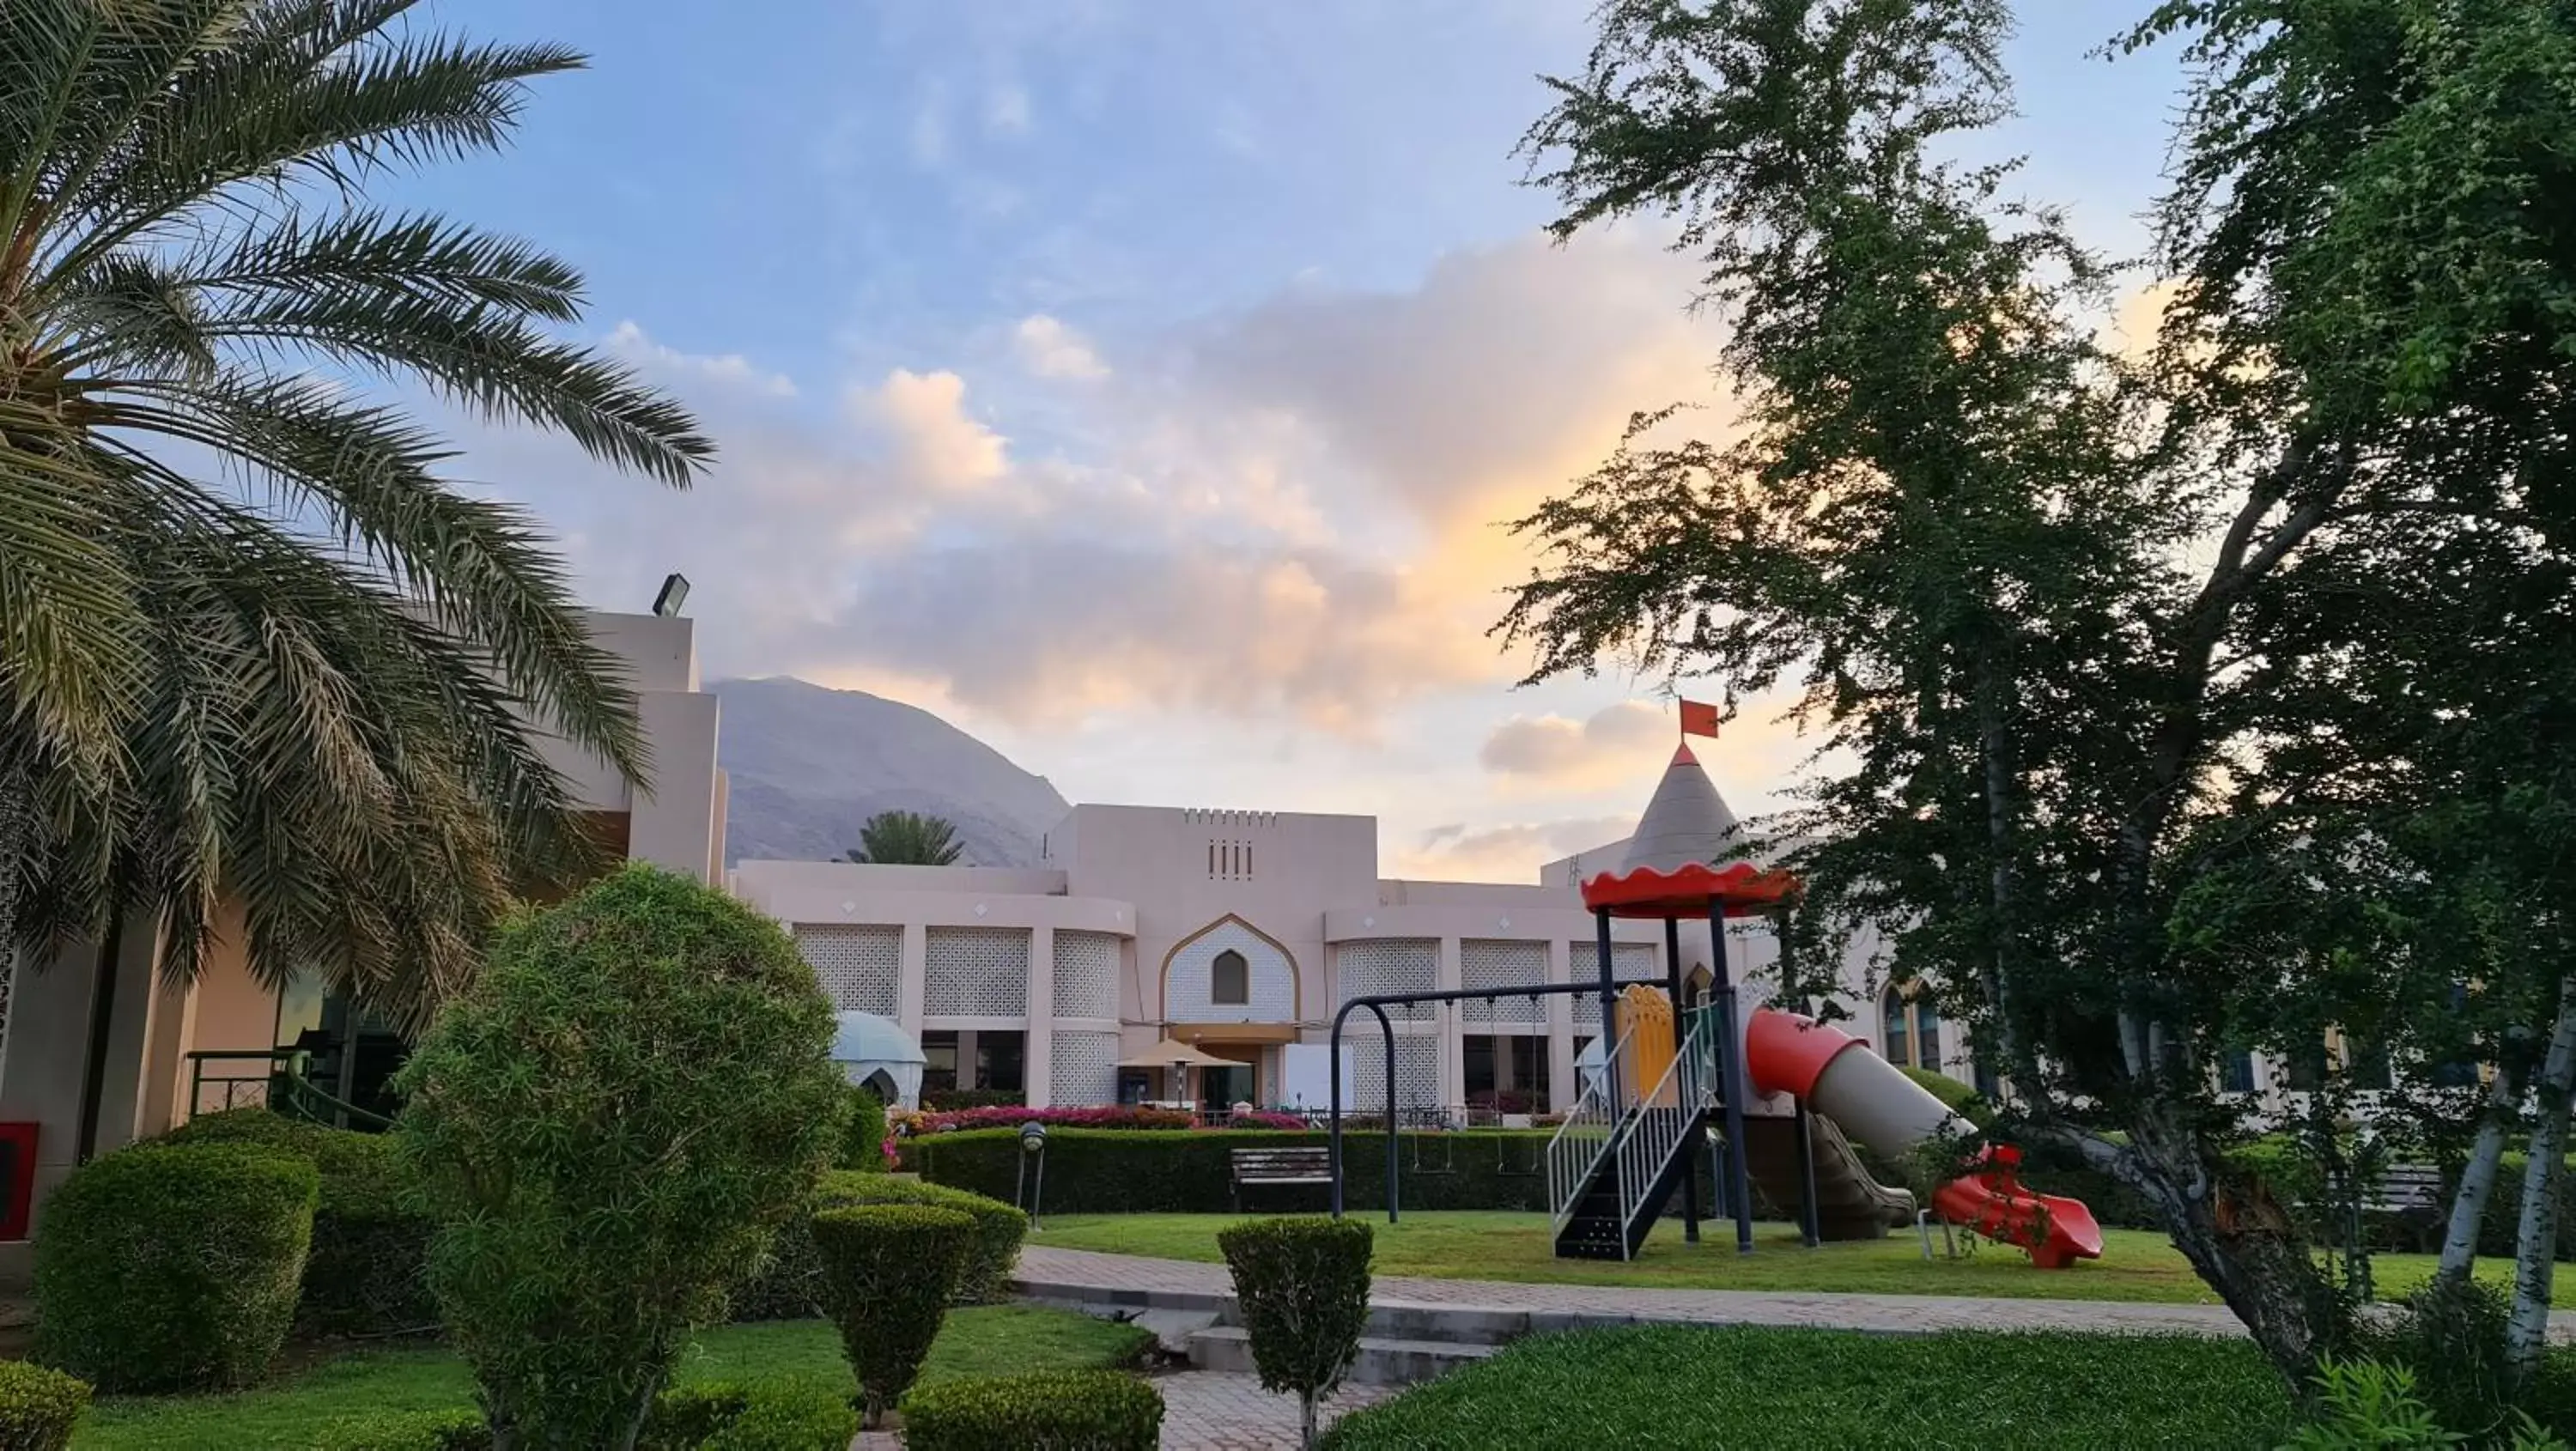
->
1016;1121;1049;1230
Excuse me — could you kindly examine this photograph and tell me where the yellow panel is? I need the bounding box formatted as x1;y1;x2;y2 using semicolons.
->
1619;985;1677;1104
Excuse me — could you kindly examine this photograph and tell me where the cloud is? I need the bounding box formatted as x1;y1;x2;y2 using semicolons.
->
1392;815;1636;883
985;83;1032;135
482;232;1721;742
605;321;795;398
849;369;1007;488
1479;701;1669;779
1012;314;1109;380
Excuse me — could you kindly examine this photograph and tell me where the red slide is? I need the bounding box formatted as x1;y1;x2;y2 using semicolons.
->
1927;1144;2103;1270
1743;1008;2103;1269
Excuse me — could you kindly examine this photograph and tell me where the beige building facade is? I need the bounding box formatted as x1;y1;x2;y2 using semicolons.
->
732;799;1938;1117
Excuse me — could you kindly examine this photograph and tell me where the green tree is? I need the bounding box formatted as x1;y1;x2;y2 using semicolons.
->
846;810;965;866
396;865;845;1450
0;1;710;1023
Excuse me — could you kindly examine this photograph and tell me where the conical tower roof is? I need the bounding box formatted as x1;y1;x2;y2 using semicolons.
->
1619;743;1742;874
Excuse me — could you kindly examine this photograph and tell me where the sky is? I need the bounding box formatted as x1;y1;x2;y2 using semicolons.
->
403;0;2190;883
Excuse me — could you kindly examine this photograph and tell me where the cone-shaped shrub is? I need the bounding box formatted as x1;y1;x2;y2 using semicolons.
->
811;1204;974;1427
1218;1216;1373;1450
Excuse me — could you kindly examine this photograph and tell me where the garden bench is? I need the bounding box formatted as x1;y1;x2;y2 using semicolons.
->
2361;1164;2444;1217
1231;1146;1334;1211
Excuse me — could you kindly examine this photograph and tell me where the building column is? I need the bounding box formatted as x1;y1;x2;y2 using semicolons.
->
1025;926;1055;1108
1436;936;1464;1116
1546;938;1576;1114
897;924;927;1040
87;912;171;1159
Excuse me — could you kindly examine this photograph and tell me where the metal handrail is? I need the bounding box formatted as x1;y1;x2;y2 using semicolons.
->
1544;1023;1635;1237
1609;1011;1718;1248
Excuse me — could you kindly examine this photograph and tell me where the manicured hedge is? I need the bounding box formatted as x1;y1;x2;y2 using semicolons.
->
732;1173;1027;1320
1319;1325;2297;1449
304;1380;856;1450
913;1128;1570;1213
901;1369;1163;1450
33;1144;317;1393
0;1360;92;1451
162;1109;437;1336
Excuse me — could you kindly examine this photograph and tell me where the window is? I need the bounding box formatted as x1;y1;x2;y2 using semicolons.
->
2220;1049;2257;1095
1913;1000;1943;1073
1880;987;1911;1068
2284;1041;2327;1092
976;1031;1026;1095
921;1030;960;1097
1211;949;1250;1005
2342;1034;2394;1092
1972;1054;2002;1102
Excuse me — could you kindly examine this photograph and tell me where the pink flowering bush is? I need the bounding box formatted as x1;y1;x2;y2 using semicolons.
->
902;1104;1315;1137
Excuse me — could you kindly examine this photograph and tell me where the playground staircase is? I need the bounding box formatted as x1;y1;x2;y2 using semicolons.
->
1546;1008;1719;1261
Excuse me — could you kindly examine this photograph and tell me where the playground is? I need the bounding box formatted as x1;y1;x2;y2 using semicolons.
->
1323;741;2108;1282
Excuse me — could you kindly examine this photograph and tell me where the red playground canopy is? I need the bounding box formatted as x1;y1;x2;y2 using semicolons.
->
1577;742;1799;918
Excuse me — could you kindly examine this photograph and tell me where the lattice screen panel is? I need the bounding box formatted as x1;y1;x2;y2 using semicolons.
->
925;926;1030;1017
1049;1030;1121;1107
1352;1034;1443;1113
795;925;901;1016
1336;938;1437;1020
1567;940;1661;983
1051;931;1121;1021
1461;939;1546;1025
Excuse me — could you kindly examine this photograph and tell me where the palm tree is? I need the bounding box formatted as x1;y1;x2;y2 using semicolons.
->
0;2;713;1026
845;812;965;867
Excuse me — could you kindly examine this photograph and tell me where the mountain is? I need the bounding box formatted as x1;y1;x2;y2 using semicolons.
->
712;677;1071;868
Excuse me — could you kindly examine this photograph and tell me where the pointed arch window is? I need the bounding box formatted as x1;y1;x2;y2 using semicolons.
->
1211;949;1250;1006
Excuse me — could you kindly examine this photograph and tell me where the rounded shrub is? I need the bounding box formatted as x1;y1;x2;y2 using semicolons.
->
305;1408;489;1450
0;1360;93;1451
900;1369;1163;1451
841;1087;888;1172
163;1110;435;1336
1218;1216;1373;1450
397;864;848;1449
732;1172;1026;1320
33;1144;317;1392
648;1380;858;1451
810;1204;975;1427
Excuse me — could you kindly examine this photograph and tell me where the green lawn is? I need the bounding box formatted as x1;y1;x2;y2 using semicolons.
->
1320;1324;2299;1449
70;1306;1152;1450
1035;1211;2540;1307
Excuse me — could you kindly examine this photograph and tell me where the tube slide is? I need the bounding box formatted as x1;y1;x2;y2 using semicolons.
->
1743;1008;2103;1270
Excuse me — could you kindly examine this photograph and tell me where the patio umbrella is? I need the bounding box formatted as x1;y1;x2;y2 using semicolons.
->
1115;1039;1240;1071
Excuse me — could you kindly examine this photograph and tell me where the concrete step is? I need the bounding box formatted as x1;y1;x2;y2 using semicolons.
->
1186;1324;1498;1387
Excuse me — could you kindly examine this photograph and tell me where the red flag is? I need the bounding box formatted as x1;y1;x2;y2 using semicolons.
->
1680;699;1722;738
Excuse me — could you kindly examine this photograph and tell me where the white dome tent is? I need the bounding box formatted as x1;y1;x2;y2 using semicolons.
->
829;1011;927;1108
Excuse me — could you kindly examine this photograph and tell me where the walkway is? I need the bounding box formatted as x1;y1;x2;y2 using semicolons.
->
1018;1244;2576;1340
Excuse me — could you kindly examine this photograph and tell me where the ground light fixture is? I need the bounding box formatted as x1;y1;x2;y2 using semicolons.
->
1016;1120;1048;1230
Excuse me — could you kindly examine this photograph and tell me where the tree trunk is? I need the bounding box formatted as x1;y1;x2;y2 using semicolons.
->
1300;1390;1320;1450
2090;1109;2342;1385
0;762;25;1056
1975;676;2040;1098
2506;976;2576;1381
2435;1055;2521;1291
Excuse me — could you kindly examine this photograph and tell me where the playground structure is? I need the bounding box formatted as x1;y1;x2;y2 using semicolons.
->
1327;739;2104;1272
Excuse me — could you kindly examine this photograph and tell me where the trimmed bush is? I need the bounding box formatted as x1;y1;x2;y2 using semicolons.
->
397;865;848;1450
923;1087;1024;1111
1897;1065;1993;1126
306;1409;488;1450
811;1204;975;1428
841;1087;889;1171
901;1369;1163;1451
163;1109;436;1336
33;1144;317;1393
0;1361;92;1451
645;1381;858;1451
732;1172;1027;1320
305;1381;857;1451
1218;1217;1373;1450
1321;1325;2297;1449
